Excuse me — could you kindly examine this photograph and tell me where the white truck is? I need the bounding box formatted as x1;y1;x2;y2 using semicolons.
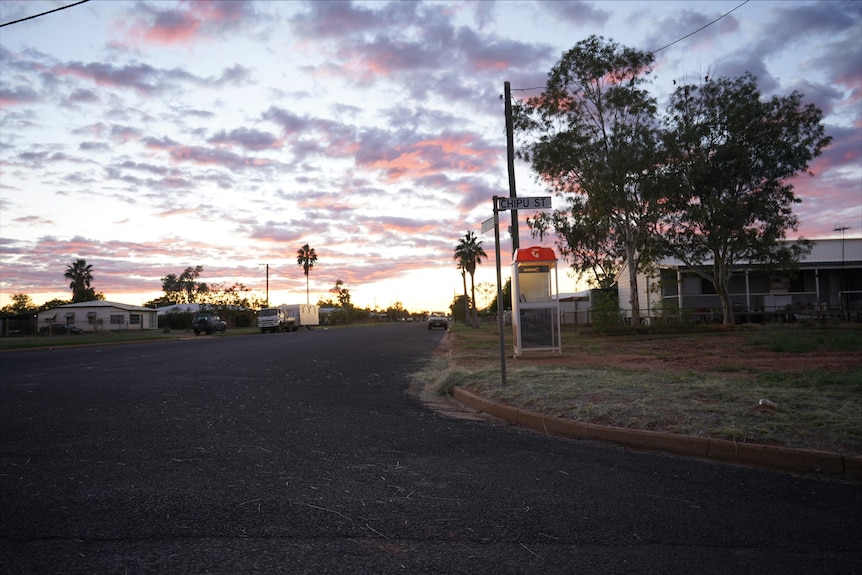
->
258;304;319;333
258;306;288;333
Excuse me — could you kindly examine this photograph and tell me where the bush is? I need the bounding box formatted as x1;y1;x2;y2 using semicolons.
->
591;291;623;332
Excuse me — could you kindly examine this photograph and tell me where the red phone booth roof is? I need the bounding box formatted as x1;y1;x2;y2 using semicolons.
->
514;246;557;262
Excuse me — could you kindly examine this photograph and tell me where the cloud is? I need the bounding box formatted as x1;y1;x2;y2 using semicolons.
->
118;0;260;47
538;1;611;27
0;85;40;107
208;127;281;151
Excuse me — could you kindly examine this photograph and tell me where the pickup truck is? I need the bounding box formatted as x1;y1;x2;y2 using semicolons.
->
428;312;449;330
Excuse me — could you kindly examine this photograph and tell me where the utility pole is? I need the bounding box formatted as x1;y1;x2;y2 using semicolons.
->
504;81;519;251
834;226;849;319
259;263;269;307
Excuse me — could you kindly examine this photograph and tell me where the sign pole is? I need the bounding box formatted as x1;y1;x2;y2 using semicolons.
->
493;196;507;386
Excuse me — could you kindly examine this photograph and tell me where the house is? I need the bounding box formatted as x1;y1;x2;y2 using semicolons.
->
557;289;617;325
37;301;159;333
616;238;862;323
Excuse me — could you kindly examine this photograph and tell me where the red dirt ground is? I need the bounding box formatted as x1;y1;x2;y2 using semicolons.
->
503;333;862;375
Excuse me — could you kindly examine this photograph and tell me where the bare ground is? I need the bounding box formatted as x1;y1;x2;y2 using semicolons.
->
515;333;862;375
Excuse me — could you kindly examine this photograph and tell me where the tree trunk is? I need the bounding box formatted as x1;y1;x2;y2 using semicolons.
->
461;270;469;325
625;242;641;324
470;272;479;328
714;257;734;325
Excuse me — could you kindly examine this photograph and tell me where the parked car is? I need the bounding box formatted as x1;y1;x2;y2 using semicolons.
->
192;313;227;335
39;323;84;335
428;312;449;331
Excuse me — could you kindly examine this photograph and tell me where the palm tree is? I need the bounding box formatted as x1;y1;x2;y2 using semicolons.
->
296;244;318;304
64;258;94;302
453;231;487;328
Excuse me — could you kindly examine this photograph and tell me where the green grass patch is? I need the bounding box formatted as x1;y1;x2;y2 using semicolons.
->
0;327;262;351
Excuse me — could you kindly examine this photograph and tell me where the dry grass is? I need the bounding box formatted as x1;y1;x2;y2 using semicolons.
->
423;323;862;455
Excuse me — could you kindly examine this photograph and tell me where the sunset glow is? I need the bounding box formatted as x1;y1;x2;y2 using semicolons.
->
1;1;859;312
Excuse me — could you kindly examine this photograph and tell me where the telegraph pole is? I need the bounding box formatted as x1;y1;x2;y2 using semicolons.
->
504;81;519;251
259;263;269;307
834;226;849;319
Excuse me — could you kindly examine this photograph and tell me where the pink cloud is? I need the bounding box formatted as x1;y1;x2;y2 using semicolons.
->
360;133;498;183
118;0;256;48
0;85;40;107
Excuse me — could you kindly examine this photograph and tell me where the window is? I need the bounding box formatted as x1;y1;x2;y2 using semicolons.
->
87;312;97;324
65;312;75;324
700;278;717;294
110;315;125;325
129;314;140;325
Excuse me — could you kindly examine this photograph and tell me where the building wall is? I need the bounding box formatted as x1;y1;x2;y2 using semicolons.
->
620;264;861;321
38;306;158;332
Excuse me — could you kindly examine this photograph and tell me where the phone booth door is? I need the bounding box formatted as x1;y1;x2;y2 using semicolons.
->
511;246;561;356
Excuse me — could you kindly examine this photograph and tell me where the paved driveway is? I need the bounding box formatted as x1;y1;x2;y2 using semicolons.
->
1;324;860;574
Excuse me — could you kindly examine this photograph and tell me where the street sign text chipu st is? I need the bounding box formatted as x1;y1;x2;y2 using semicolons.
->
494;196;552;211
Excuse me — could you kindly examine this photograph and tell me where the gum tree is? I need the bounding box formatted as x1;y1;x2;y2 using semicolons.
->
514;35;664;322
660;73;830;324
161;266;208;304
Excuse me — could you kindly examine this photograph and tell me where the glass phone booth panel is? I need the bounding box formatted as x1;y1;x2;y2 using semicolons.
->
511;247;561;356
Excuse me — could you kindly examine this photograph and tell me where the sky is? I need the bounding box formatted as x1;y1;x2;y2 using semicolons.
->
1;0;860;313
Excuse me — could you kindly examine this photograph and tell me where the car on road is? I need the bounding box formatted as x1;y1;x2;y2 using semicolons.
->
39;323;84;335
192;313;227;335
428;312;449;330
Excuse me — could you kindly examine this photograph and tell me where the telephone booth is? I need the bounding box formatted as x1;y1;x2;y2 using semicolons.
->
511;246;561;357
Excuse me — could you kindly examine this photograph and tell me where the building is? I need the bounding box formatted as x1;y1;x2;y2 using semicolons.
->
616;238;862;323
155;303;202;315
558;289;616;325
37;301;159;333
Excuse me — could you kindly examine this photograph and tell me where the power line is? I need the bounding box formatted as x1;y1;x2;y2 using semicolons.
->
512;0;752;93
650;0;750;55
0;0;90;28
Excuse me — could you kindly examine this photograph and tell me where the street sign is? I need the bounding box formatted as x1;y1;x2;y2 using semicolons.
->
481;217;494;234
494;196;552;211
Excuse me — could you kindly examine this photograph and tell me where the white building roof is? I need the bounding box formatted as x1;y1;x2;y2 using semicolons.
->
46;300;156;312
655;238;861;269
155;303;202;315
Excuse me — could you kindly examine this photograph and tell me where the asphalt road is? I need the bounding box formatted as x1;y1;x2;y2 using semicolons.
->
1;324;860;574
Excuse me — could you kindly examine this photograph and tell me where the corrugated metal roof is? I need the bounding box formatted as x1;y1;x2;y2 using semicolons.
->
46;301;155;312
657;238;861;269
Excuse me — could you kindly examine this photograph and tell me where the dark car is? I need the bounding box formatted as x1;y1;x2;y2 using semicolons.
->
39;323;84;335
192;313;227;335
428;312;449;330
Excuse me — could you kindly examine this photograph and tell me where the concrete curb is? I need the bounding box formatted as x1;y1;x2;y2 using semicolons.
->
453;387;861;481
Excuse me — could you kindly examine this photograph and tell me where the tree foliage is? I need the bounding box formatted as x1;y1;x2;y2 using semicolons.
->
329;279;352;323
660;73;830;324
515;35;663;320
161;266;208;304
515;37;830;326
0;294;36;315
333;280;351;308
484;277;512;314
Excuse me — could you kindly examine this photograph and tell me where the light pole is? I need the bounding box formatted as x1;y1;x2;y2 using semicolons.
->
833;227;849;319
